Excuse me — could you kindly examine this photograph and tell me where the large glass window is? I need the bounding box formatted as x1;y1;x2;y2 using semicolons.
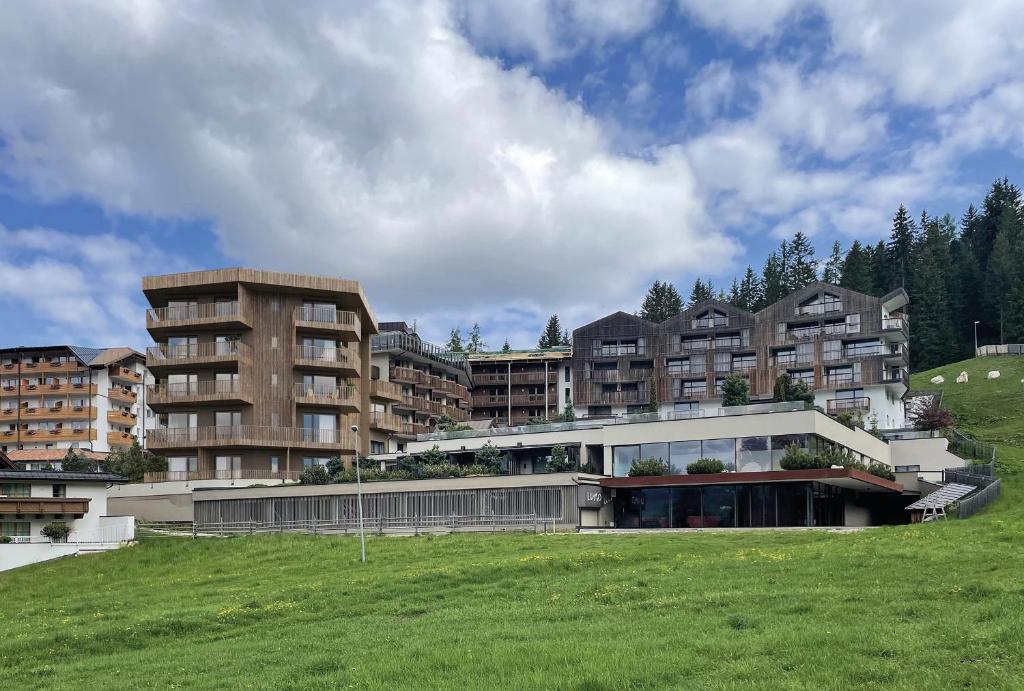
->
671;487;703;528
669;441;701;473
168;456;198;473
613;445;640;477
640;443;669;467
0;521;30;538
737;437;771;472
0;483;30;497
772;434;808;468
701;438;736;471
701;486;737;528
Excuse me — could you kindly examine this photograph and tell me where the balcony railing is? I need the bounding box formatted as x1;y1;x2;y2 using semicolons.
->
691;317;729;329
882;315;909;331
511;393;548;406
827;397;871;413
109;366;143;384
593;345;648;358
472;372;508;385
293;306;360;339
401;421;427;437
670;340;710;353
293;383;359;409
146;341;252;366
147;302;249;330
588;368;656;382
369;379;403;401
107;430;138;447
295;346;359;373
370;412;403;434
591;389;645;404
672;386;708;399
2;405;95;421
472;394;508;407
824;373;859;388
795;301;842;316
147;425;358;450
4;427;98;442
143;469;305;483
508;371;557;385
147;380;251;406
107;409;138;425
666;367;707;377
1;382;97;397
2;360;86;375
108;387;138;403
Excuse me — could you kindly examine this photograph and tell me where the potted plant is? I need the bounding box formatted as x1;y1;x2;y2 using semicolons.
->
40;522;71;543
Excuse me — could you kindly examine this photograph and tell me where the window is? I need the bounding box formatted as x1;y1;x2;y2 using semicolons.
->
168;456;198;473
52;484;66;498
714;352;731;373
303;457;330;468
737;437;771;472
701;438;736;471
673;402;698;413
564;366;570;382
271;373;278;387
370;441;385;454
270;456;280;473
215;456;242;478
588;406;611;417
1;483;30;497
612;445;640;477
796;342;814;363
732;354;756;371
894;465;920;473
846;313;860;334
823;340;842;361
771;434;808;468
669;441;700;473
0;521;29;539
564;387;571;402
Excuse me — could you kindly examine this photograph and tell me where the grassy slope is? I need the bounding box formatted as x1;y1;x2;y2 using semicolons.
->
910;355;1024;473
0;356;1021;690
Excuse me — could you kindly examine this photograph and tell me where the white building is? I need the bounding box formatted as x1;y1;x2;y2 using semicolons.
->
0;345;153;456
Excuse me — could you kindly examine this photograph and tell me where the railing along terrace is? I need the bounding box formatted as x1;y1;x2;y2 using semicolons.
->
826;397;871;413
148;425;357;447
295;345;352;364
371;331;469;371
593;345;647;357
194;514;550;537
794;301;842;316
672;386;708;399
882;315;909;331
148;301;241;323
420;400;810;441
147;341;251;361
295;305;358;327
665;366;706;377
149;380;243;398
691;316;729;329
144;469;304;483
824;373;858;387
294;383;357;401
670;340;710;353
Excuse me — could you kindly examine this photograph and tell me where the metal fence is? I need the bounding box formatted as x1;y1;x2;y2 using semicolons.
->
943;467;1001;519
947;429;997;463
193;513;553;536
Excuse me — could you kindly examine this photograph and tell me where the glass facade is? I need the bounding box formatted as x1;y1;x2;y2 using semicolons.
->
614;482;845;528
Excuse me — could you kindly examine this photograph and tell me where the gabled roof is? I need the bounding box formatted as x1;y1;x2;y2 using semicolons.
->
661;299;754;327
1;345;143;368
0;469;126;483
5;449;109;463
0;449;14;470
573;310;656;334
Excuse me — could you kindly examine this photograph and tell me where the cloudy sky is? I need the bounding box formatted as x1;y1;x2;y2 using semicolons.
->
2;1;1023;350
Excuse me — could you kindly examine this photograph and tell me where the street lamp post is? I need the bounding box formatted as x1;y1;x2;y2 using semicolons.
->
350;424;366;563
974;320;981;357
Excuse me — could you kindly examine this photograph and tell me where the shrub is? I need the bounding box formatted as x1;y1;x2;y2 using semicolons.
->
833;410;864;429
435;414;471;432
61;449;98;472
298;465;331;485
561;399;575;422
912;400;955;431
868;463;896;481
545;444;573;472
687;457;725;474
102;441;167;482
40;522;70;541
525;416;551;426
420;445;449;466
628;458;669;477
779;444;828;470
474;441;506;473
0;535;12;544
819;446;866;470
720;374;749;407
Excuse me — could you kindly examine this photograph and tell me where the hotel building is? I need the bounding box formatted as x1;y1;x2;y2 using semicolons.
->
142;269;377;480
0;346;149;456
368;322;472;455
572;283;909;428
467;348;571;426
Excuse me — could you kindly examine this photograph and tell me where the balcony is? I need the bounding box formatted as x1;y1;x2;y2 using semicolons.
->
109;366;143;385
143;469;304;483
146;425;358;452
882;315;909;341
146;341;253;371
370;412;403;434
472;372;507;386
883;369;910;389
509;371;557;385
884;343;909;363
795;301;842;316
2;405;95;422
293;383;360;412
0;497;90;517
293;306;360;341
369;379;403;402
472;394;508;407
591;389;645;404
589;368;655;382
394;395;471;421
827;397;871;414
146;301;251;335
2;360;87;375
672;387;708;400
691;316;729;329
147;380;253;409
390;366;420;384
511;393;549;406
107;430;138;448
438;379;470;399
669;340;710;354
1;382;98;398
6;427;98;443
824;373;859;389
400;421;428;437
294;346;360;377
592;345;648;358
107;409;138;426
107;387;139;405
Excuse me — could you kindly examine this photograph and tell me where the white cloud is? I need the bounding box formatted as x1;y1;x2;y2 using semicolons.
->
685;61;738;121
0;225;187;347
0;1;738;347
458;0;665;63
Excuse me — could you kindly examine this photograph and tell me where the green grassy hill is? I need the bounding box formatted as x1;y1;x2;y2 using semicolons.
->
911;355;1024;473
0;358;1021;689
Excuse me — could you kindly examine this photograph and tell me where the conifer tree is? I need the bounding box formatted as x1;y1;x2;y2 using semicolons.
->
639;280;683;322
501;338;511;353
787;232;818;289
822;240;843;284
737;266;763;311
538;315;562;348
446;327;463;352
466;323;486;353
761;252;786;305
840;240;872;293
687;278;713;306
910;218;957;370
870;240;891;296
887;204;917;291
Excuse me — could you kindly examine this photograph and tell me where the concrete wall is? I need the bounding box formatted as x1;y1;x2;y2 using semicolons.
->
0;543;80;572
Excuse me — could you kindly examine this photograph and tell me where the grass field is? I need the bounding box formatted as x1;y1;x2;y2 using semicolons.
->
1;357;1022;689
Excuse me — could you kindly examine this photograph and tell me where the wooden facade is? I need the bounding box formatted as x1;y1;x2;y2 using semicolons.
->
573;283;909;413
143;269;378;472
467;349;568;426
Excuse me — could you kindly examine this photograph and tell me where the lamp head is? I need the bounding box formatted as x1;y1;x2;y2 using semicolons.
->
350;424;359;434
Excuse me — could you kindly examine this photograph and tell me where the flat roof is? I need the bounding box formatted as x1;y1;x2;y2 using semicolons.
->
601;468;904;493
0;469;127;483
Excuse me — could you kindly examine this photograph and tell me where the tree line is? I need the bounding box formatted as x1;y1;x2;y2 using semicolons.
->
638;177;1024;372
